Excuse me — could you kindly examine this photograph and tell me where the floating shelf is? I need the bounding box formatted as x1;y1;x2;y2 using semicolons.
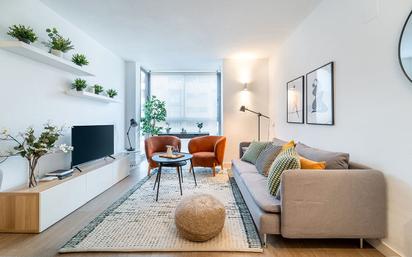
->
0;41;94;76
66;90;120;103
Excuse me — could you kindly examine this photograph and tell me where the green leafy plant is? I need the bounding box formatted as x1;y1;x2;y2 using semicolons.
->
72;78;87;91
43;27;74;52
0;124;72;188
93;84;104;95
196;122;204;132
7;24;38;44
141;96;167;136
106;89;118;98
72;53;89;66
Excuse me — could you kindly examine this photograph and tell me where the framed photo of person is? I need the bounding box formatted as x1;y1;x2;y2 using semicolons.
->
306;62;334;125
287;76;304;124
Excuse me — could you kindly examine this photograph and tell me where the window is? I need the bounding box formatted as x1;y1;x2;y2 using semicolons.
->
150;72;221;135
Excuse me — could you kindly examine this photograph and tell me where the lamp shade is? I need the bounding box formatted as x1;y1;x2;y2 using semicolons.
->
130;118;138;127
240;105;246;112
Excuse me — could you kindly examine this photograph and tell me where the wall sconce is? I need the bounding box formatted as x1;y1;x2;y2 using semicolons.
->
243;83;248;91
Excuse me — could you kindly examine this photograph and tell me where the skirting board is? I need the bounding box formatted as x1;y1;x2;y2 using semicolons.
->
366;239;401;257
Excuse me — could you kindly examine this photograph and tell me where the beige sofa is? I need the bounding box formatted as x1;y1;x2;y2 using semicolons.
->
233;139;386;247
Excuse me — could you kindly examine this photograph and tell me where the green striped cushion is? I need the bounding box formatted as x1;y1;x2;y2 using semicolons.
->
267;147;301;196
241;141;269;165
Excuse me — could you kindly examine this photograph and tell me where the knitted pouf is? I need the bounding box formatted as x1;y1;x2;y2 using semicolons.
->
175;194;226;242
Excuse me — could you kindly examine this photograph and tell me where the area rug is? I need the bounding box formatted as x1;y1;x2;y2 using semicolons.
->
59;168;262;253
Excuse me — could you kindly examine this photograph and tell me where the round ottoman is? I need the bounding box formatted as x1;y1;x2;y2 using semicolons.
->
175;194;226;242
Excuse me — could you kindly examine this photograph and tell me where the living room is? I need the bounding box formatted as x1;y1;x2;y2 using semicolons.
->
0;0;411;257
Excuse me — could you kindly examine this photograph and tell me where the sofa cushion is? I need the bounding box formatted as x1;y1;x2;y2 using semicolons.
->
241;141;268;165
272;137;287;146
300;156;326;170
240;173;281;213
296;142;349;169
267;147;301;196
255;144;282;176
231;159;258;176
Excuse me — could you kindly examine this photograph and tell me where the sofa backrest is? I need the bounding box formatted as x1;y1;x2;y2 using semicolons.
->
295;142;350;169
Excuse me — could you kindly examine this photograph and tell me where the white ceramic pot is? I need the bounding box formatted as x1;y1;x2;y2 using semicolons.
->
50;49;64;57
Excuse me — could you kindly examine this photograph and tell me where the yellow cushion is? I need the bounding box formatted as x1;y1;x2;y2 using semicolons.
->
299;156;326;170
282;140;295;150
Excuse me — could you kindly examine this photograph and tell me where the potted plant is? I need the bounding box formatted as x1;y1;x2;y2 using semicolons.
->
196;122;203;133
7;24;38;44
72;78;87;91
93;84;104;95
43;27;74;57
0;124;73;188
106;89;118;98
141;96;167;136
72;53;89;66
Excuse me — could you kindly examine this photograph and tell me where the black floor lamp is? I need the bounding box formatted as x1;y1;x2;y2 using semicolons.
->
126;118;138;151
240;106;270;141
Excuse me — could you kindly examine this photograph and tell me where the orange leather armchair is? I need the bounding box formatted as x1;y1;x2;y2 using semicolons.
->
145;136;181;176
188;136;226;176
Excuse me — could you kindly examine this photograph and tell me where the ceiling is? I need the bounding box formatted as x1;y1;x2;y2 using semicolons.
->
41;0;321;70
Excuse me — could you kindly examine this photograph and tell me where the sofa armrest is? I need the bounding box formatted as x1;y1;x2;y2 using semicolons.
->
239;142;251;158
280;169;386;239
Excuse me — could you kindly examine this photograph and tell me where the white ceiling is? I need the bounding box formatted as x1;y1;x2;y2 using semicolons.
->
41;0;321;70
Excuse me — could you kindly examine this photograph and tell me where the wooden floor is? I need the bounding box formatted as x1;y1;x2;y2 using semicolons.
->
0;159;384;257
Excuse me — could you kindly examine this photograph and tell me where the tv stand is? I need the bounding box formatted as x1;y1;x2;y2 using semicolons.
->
0;153;130;233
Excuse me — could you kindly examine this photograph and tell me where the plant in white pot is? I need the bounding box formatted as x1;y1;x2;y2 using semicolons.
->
43;27;74;57
7;24;38;44
72;78;87;92
0;124;73;188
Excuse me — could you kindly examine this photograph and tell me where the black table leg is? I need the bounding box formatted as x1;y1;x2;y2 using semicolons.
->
177;166;183;195
180;166;184;183
153;168;159;190
190;159;197;186
156;165;162;201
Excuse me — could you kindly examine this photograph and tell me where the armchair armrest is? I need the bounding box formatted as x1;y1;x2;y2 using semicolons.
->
280;169;386;239
214;137;226;165
239;142;251;158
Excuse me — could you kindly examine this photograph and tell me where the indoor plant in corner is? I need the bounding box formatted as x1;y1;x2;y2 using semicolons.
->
72;78;87;92
43;27;74;57
141;95;167;136
0;124;73;188
7;24;38;44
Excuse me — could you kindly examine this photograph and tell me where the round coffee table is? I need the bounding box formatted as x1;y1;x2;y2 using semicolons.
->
152;153;197;201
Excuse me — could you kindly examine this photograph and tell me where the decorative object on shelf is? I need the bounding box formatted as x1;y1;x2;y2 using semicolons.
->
0;124;73;188
399;9;412;82
287;76;304;124
93;84;104;95
72;78;87;91
71;53;89;67
239;106;270;141
181;128;187;134
196;122;203;133
66;90;119;103
126;118;138;151
43;27;74;57
165;122;171;133
7;24;38;44
106;88;118;98
141;95;167;136
306;62;334;125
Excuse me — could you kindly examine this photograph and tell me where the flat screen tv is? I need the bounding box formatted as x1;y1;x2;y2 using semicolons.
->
71;125;114;167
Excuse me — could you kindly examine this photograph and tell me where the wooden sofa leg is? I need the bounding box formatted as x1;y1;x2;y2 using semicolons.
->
360;238;364;249
147;166;152;176
212;163;216;176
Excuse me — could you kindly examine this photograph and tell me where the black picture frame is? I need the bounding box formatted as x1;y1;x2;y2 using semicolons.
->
286;76;304;124
305;62;334;125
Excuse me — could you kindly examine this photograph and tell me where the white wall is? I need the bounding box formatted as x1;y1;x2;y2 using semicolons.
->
269;0;412;256
223;58;270;163
0;0;126;191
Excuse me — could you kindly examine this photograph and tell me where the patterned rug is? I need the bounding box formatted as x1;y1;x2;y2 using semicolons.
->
59;168;262;253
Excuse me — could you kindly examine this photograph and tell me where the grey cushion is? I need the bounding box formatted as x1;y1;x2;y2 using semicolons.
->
255;144;282;176
241;146;249;156
272;137;287;146
240;173;281;213
231;159;258;176
296;142;350;169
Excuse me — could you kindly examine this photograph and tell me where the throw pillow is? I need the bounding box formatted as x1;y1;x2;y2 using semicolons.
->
300;156;326;170
241;141;268;165
267;147;300;196
255;144;282;176
282;140;295;150
295;142;349;169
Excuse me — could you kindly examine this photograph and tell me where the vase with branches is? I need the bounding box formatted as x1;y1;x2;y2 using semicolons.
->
141;96;167;136
0;124;73;188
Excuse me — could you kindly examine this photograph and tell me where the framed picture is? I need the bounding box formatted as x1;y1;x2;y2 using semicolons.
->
287;76;304;123
306;62;334;125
